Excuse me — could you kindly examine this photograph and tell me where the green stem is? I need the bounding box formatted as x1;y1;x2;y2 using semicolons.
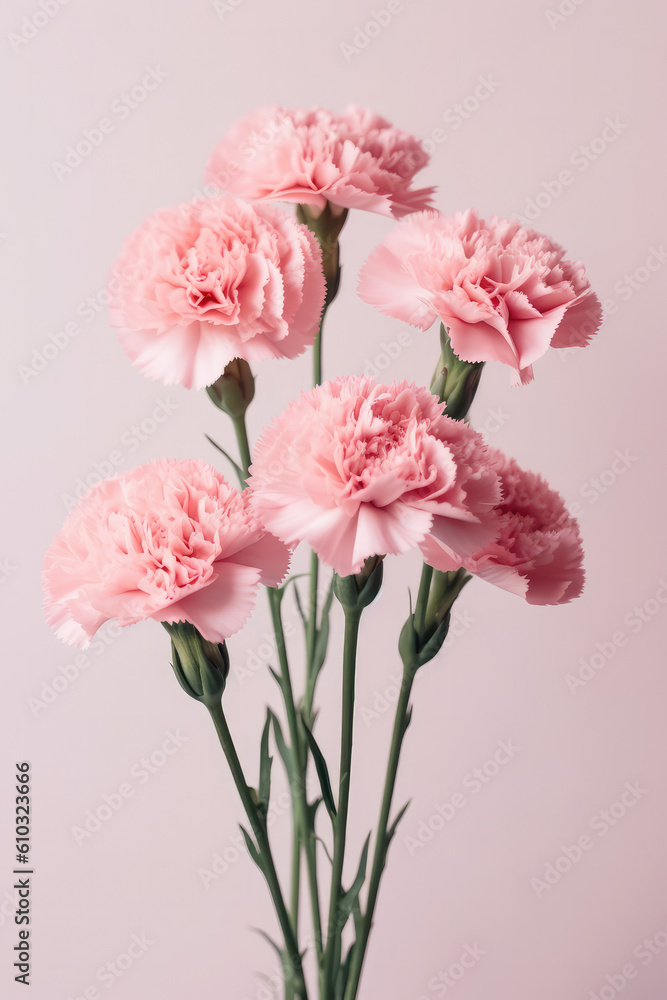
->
343;660;415;1000
313;319;323;388
207;701;308;1000
413;564;433;637
305;549;320;673
269;589;324;964
322;606;361;998
290;808;301;937
343;567;431;1000
231;414;252;481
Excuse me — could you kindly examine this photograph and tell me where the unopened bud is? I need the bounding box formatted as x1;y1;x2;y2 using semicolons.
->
206;358;255;418
164;621;230;709
334;555;384;610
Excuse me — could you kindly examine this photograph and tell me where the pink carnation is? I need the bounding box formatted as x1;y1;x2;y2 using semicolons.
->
43;459;290;648
463;449;585;604
247;377;501;577
358;208;602;383
205;105;435;219
109;195;325;389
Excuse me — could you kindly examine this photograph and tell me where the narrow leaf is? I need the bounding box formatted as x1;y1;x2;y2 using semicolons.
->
301;717;337;818
311;577;335;678
269;710;295;783
387;799;412;843
292;583;308;631
338;833;371;923
204;434;243;482
239;824;263;872
315;835;334;866
258;711;273;807
252;926;284;959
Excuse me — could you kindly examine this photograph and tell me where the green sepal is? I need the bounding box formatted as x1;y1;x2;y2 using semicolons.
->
165;621;229;709
333;556;384;611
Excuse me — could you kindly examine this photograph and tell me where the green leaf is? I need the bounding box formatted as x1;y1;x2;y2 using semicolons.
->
239;824;263;873
314;835;334;866
301;717;336;818
204;434;243;483
311;576;335;679
335;947;353;1000
269;711;295;784
338;833;371;925
258;711;273;808
387;800;412;844
292;582;308;631
251;926;285;960
267;665;283;689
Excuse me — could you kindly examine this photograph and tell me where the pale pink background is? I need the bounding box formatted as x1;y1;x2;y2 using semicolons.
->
2;1;667;997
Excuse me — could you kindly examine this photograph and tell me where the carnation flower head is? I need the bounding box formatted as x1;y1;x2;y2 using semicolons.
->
43;459;290;648
358;208;602;383
463;448;585;604
205;105;435;218
248;376;501;577
109;195;325;389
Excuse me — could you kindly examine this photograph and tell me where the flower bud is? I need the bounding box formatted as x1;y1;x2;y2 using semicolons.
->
164;621;230;709
206;358;255;418
334;555;384;611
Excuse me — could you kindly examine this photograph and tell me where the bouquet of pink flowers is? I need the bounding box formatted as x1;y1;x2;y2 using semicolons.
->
43;104;599;1000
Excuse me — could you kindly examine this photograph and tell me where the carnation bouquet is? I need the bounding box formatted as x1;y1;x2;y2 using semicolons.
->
43;104;600;1000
